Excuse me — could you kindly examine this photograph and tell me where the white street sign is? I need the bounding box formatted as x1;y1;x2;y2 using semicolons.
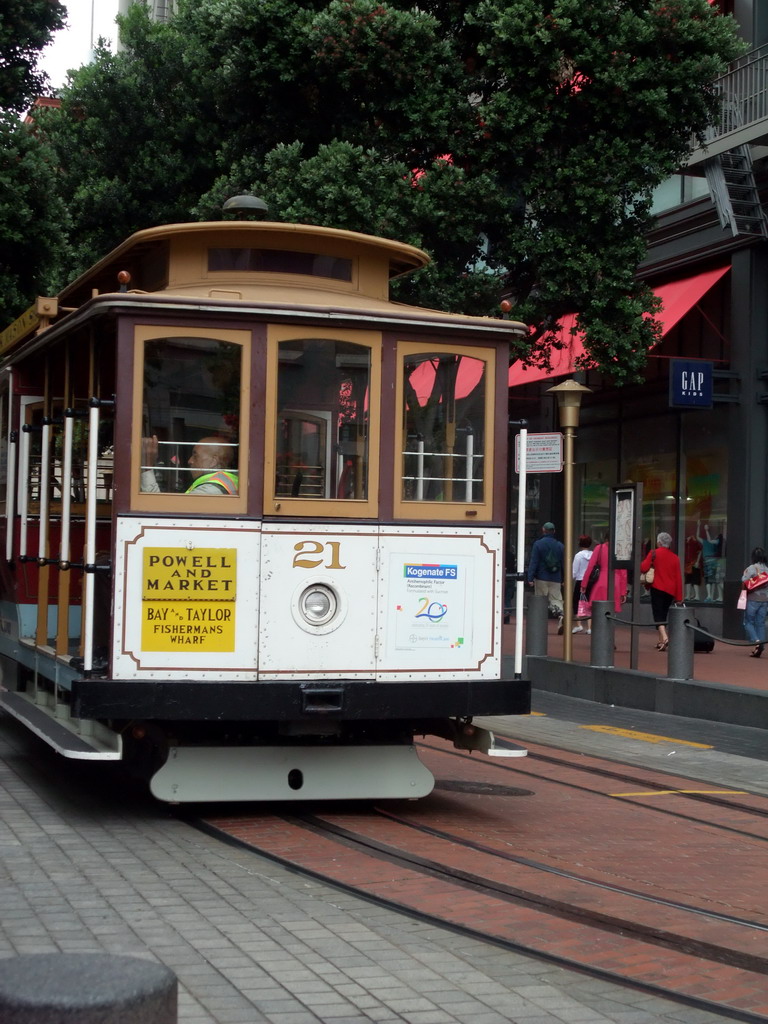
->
514;432;563;474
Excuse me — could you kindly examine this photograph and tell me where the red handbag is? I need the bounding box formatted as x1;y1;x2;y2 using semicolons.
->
745;570;768;592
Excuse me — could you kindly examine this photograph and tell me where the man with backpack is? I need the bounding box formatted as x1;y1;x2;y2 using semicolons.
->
527;522;565;634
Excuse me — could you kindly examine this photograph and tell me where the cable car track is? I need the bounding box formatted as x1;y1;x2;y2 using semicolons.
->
287;811;768;969
196;737;768;1023
196;808;768;1024
456;736;768;837
371;805;768;933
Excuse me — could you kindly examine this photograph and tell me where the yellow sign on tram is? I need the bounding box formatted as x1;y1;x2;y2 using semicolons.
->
141;547;237;652
0;307;39;356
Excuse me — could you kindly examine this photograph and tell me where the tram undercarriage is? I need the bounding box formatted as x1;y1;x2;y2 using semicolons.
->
0;668;528;802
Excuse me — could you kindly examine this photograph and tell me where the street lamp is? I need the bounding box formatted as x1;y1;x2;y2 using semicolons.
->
547;379;592;661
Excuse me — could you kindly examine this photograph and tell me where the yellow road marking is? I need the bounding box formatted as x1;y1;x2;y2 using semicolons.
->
579;725;712;748
611;789;747;797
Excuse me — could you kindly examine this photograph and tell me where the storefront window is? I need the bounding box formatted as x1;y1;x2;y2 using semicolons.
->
681;411;727;603
623;413;678;558
577;420;619;543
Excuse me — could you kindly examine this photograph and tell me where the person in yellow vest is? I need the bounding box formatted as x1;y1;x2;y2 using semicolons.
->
141;435;238;494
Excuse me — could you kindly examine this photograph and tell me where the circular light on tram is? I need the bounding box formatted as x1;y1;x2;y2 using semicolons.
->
299;585;337;626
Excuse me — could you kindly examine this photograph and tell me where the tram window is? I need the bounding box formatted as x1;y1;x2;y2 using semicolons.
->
274;338;370;501
208;248;352;282
401;351;488;505
140;336;241;495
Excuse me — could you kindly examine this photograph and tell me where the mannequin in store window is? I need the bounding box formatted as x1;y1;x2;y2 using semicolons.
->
697;520;723;602
684;530;703;602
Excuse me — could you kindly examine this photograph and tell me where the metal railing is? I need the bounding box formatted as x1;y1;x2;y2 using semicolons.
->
692;45;768;156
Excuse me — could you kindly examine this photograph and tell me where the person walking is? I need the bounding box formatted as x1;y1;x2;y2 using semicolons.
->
640;532;683;651
571;534;592;633
579;535;627;631
741;546;768;658
527;522;565;634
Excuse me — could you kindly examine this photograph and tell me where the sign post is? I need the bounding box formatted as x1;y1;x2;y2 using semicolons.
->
611;483;643;669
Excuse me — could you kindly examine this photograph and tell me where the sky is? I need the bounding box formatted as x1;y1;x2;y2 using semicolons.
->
40;0;121;91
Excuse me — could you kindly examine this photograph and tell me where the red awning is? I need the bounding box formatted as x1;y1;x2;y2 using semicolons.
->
408;355;484;405
508;265;730;386
653;265;730;334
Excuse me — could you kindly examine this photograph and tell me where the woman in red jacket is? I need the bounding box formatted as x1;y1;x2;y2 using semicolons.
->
579;536;628;630
640;532;684;651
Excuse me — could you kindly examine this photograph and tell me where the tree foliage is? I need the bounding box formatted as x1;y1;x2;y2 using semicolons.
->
0;0;68;325
0;119;70;321
24;0;744;381
0;0;66;113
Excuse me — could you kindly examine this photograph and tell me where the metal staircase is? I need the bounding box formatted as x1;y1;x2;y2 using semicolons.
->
704;145;768;238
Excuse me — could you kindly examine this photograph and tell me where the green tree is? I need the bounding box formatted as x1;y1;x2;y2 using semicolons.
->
0;118;70;324
0;0;66;113
0;0;68;326
39;0;742;381
39;7;221;272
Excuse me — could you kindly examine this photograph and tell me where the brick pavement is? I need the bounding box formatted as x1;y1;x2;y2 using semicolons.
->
206;742;768;1020
503;617;768;694
0;712;744;1024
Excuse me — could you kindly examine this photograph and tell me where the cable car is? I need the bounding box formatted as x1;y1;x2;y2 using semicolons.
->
0;212;530;801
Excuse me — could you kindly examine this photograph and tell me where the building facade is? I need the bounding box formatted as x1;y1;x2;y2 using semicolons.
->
509;0;768;637
117;1;175;26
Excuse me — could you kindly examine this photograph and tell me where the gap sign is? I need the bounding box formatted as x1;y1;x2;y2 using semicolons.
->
669;359;713;409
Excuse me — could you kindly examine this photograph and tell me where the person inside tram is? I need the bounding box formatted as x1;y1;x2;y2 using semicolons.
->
140;435;239;494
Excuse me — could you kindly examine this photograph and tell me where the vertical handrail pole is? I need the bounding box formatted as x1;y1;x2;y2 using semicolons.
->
5;371;17;562
60;412;74;566
464;427;474;502
515;427;527;678
416;437;424;501
38;421;52;563
19;425;30;560
82;402;101;672
5;432;16;562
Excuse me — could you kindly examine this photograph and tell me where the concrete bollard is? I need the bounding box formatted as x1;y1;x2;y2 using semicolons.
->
667;604;694;680
590;600;614;667
0;953;177;1023
525;594;549;657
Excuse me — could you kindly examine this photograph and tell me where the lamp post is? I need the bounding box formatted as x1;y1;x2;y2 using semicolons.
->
547;380;591;661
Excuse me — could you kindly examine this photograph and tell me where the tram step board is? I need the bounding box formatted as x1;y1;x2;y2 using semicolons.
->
0;691;119;760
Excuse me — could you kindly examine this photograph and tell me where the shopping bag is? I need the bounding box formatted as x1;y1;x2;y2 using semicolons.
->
737;590;747;610
576;598;591;619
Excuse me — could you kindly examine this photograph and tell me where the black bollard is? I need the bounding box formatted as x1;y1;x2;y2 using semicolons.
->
667;605;693;680
0;953;177;1023
590;600;614;667
525;593;549;657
